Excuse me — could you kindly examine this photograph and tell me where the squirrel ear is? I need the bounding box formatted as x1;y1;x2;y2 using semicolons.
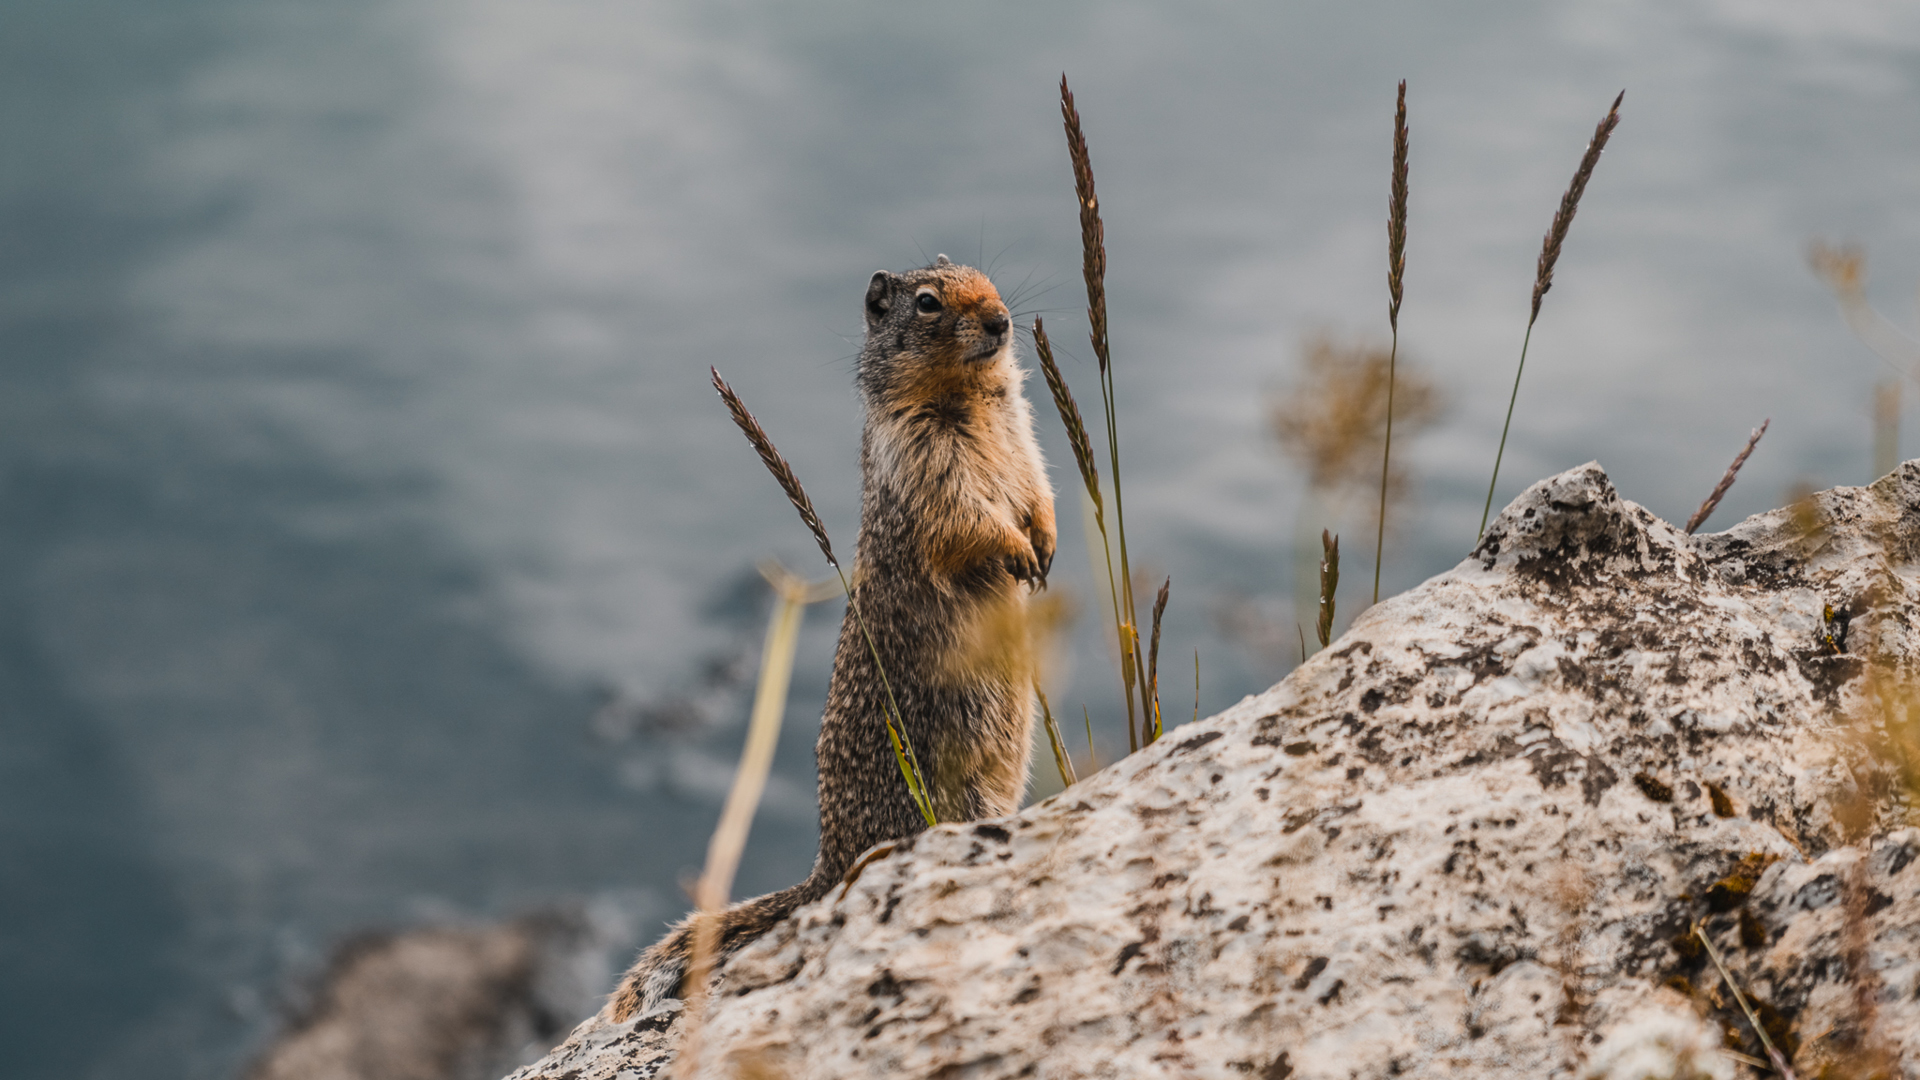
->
865;271;893;324
934;253;951;267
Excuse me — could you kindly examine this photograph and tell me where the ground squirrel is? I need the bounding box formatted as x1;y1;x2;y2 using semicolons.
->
608;256;1056;1021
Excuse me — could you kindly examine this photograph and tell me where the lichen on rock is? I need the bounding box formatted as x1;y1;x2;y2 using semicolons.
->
509;462;1920;1079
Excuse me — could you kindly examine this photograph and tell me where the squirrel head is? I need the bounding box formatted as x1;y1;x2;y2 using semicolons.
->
858;256;1014;403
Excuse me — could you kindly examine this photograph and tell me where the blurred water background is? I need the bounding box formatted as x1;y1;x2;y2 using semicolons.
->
2;1;1916;1076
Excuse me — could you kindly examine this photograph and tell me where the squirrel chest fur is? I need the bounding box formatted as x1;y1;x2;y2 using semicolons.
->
609;256;1055;1021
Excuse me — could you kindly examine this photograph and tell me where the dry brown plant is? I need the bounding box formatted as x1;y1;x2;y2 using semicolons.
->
1808;240;1920;480
1272;333;1441;497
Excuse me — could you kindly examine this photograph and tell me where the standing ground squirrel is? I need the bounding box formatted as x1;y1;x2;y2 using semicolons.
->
608;256;1056;1021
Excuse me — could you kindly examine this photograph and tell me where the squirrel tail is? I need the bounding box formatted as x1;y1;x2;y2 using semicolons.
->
607;875;826;1023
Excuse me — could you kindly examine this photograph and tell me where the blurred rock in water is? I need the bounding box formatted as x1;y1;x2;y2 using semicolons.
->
246;911;619;1080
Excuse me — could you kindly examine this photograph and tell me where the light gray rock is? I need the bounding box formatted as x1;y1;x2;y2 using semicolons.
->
512;462;1920;1079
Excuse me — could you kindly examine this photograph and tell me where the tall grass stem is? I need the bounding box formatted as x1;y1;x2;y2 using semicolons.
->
1375;79;1409;606
1062;74;1150;750
1479;91;1623;538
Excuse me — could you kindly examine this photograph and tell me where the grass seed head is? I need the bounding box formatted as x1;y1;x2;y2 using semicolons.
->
1033;318;1102;514
712;367;838;569
1060;75;1110;374
1388;80;1409;329
1532;90;1623;324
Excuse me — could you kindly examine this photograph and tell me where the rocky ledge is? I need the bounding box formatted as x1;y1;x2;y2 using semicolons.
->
512;462;1920;1079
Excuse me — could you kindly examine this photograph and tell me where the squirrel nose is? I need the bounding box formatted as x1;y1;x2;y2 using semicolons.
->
981;312;1010;337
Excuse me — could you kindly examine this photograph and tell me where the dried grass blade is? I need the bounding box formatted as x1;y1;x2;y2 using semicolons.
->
1695;922;1798;1080
1685;418;1769;534
679;564;819;1075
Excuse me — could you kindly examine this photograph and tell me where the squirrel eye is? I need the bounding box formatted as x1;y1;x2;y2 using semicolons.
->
915;292;942;314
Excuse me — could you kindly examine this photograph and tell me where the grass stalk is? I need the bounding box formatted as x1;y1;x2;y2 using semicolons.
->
1036;684;1077;787
679;562;832;1077
1480;91;1624;538
1192;648;1200;726
1375;79;1409;606
1316;530;1340;649
711;367;936;826
1685;418;1769;534
1062;74;1151;753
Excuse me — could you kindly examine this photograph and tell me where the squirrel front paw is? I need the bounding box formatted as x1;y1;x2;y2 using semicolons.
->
1002;542;1044;589
1005;515;1053;591
1028;519;1054;591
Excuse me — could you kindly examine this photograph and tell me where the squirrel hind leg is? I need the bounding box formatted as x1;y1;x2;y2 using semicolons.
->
605;881;820;1023
607;922;694;1023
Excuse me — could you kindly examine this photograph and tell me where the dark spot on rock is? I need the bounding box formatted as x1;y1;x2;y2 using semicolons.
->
1256;787;1270;801
1262;1051;1293;1080
1633;773;1673;803
1111;941;1147;975
1882;841;1916;877
1705;781;1735;817
1012;982;1041;1005
973;823;1011;843
1790;873;1841;910
1317;979;1344;1006
1360;688;1386;713
1347;767;1364;780
1175;730;1223;754
1292;956;1328;990
1252;715;1285;747
1751;999;1798;1058
1738;908;1767;948
869;970;907;998
1227;915;1250;932
1284;741;1315;756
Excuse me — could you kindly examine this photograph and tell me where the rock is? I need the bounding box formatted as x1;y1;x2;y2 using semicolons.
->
510;462;1920;1079
249;912;618;1080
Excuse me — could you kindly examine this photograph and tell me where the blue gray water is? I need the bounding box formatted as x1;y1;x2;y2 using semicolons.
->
3;1;1916;1076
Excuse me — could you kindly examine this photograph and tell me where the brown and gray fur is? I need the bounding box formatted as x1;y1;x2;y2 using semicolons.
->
608;257;1055;1021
